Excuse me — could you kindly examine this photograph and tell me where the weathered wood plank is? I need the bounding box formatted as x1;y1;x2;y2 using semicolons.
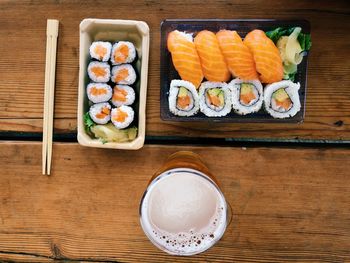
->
0;142;349;262
0;0;349;140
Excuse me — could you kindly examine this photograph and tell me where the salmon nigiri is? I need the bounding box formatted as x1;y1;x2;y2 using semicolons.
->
194;30;230;82
216;30;259;81
167;30;204;88
243;29;283;83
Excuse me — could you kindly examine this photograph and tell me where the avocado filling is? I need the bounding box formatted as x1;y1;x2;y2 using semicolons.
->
271;88;293;112
176;86;194;111
205;88;225;111
239;83;259;106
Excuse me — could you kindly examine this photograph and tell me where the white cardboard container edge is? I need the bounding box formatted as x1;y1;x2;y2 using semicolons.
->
77;19;150;150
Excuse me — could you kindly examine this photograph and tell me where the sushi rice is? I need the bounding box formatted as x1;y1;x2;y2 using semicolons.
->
111;64;137;85
111;41;136;65
230;78;263;115
86;83;112;103
111;85;135;107
264;80;301;119
168;79;199;117
87;61;110;82
89;41;112;62
111;105;134;129
199;81;231;117
89;102;111;125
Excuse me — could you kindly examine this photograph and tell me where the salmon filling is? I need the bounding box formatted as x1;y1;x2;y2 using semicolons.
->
177;95;191;109
240;92;256;105
208;94;221;107
94;45;107;60
276;99;292;110
91;67;106;77
114;44;129;63
115;68;129;82
113;87;128;102
90;87;107;96
113;108;128;123
95;107;110;119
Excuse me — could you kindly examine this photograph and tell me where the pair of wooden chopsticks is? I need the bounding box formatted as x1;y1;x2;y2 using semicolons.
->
42;19;59;175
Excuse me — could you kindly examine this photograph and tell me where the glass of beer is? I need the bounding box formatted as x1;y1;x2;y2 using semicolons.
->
139;151;230;256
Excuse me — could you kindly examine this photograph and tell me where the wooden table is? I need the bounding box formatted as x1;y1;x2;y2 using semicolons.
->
1;0;350;262
0;0;349;141
1;142;349;262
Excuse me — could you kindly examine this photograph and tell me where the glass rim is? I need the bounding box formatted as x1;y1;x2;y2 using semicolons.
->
139;167;229;256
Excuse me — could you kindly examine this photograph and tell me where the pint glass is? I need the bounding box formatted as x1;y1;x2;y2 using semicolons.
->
139;151;229;256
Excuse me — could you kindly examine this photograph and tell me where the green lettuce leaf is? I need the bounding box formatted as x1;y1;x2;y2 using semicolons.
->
298;33;312;51
84;112;95;133
265;27;293;43
284;71;297;82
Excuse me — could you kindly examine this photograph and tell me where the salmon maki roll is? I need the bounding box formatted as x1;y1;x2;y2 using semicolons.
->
86;83;112;103
167;30;204;88
111;41;136;65
89;102;111;125
229;78;263;115
89;41;112;62
168;79;199;117
216;30;259;81
264;80;301;119
111;106;134;129
111;64;136;85
199;81;232;117
111;85;135;107
194;30;230;83
87;62;110;82
243;30;283;84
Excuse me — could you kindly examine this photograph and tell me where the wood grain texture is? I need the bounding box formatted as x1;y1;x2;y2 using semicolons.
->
0;142;349;262
0;0;349;140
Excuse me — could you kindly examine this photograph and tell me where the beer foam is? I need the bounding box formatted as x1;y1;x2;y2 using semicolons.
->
140;169;227;255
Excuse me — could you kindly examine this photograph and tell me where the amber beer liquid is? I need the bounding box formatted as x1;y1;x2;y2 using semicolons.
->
139;151;229;256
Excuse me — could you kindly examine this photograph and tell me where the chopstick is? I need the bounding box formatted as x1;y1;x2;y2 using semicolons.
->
42;19;59;175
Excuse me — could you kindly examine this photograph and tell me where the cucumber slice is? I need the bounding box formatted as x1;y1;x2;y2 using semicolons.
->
241;83;254;95
272;88;289;102
178;87;188;97
207;88;221;97
218;91;225;105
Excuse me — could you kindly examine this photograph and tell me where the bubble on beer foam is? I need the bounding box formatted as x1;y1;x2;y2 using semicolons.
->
147;205;226;254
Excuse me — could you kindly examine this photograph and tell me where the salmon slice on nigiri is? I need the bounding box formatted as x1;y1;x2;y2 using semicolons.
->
194;30;230;82
167;30;204;88
243;29;283;84
216;30;259;81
